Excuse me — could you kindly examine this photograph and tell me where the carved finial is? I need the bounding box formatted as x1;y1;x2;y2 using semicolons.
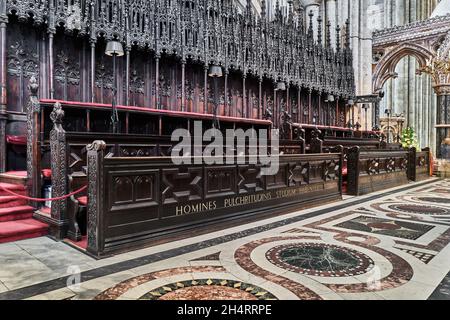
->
87;140;107;152
336;24;341;51
308;10;314;38
288;0;293;24
50;102;64;125
317;15;323;45
28;76;39;97
275;0;281;21
261;0;266;19
345;19;351;48
326;20;331;47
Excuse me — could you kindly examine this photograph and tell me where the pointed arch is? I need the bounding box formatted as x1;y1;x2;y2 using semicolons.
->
372;43;434;93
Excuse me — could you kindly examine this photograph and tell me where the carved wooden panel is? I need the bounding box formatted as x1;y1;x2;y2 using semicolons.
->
161;167;203;205
54;33;82;102
6;22;41;113
205;166;237;198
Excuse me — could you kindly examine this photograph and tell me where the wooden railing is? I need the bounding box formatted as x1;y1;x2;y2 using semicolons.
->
408;147;432;182
85;141;343;257
346;147;431;196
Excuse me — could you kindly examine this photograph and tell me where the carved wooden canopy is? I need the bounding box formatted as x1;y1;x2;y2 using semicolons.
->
0;0;355;98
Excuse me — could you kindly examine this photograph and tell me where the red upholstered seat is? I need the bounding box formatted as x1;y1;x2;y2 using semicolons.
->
6;135;27;146
41;169;52;179
342;162;348;176
4;171;27;177
77;196;87;206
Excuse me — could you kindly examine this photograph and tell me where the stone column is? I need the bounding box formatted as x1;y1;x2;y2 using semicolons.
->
434;85;450;158
0;13;7;173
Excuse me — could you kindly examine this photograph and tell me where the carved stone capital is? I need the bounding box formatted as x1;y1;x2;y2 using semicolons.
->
433;84;450;96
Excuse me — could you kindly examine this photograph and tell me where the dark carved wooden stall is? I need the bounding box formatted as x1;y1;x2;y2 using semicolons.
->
7;1;436;255
0;0;356;174
346;147;432;196
86;140;343;257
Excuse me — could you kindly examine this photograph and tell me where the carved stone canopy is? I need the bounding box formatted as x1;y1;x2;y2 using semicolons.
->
372;14;450;95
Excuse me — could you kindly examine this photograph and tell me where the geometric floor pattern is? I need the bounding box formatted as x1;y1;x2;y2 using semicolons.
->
1;178;450;300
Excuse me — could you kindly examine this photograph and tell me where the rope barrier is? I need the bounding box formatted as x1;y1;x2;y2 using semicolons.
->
0;185;87;202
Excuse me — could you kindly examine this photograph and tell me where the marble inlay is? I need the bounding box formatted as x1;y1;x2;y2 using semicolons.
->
336;216;435;240
397;248;435;264
388;204;450;216
414;197;450;204
191;252;221;261
139;279;276;300
266;243;374;277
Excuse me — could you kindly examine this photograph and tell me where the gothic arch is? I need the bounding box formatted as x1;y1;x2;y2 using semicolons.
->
372;43;434;93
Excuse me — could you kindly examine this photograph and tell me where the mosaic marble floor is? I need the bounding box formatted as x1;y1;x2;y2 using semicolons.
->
1;178;450;300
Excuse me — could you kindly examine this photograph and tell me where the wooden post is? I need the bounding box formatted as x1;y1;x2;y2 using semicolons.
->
346;146;361;196
86;140;106;257
90;41;96;103
310;128;323;154
258;77;262;119
48;33;55;99
155;55;160;109
181;60;186;111
243;74;246;118
408;147;417;181
125;47;131;106
224;70;229;117
308;89;312;124
334;145;344;194
0;16;7;173
48;102;68;239
335;99;339;126
203;64;208;114
26;76;42;207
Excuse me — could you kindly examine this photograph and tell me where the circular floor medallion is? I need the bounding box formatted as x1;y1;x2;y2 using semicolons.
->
413;197;450;205
266;243;374;277
138;279;277;300
388;204;450;216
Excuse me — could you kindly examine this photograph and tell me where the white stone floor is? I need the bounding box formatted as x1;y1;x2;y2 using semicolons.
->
1;178;450;300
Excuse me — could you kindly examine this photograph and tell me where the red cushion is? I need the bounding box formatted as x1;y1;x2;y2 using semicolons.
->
77;196;87;206
6;135;27;146
5;171;27;177
41;169;52;178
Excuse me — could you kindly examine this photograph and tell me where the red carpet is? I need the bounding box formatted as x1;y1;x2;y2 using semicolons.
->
0;178;49;243
67;236;88;250
0;219;48;244
0;182;27;197
0;205;34;222
0;195;27;209
4;171;27;177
